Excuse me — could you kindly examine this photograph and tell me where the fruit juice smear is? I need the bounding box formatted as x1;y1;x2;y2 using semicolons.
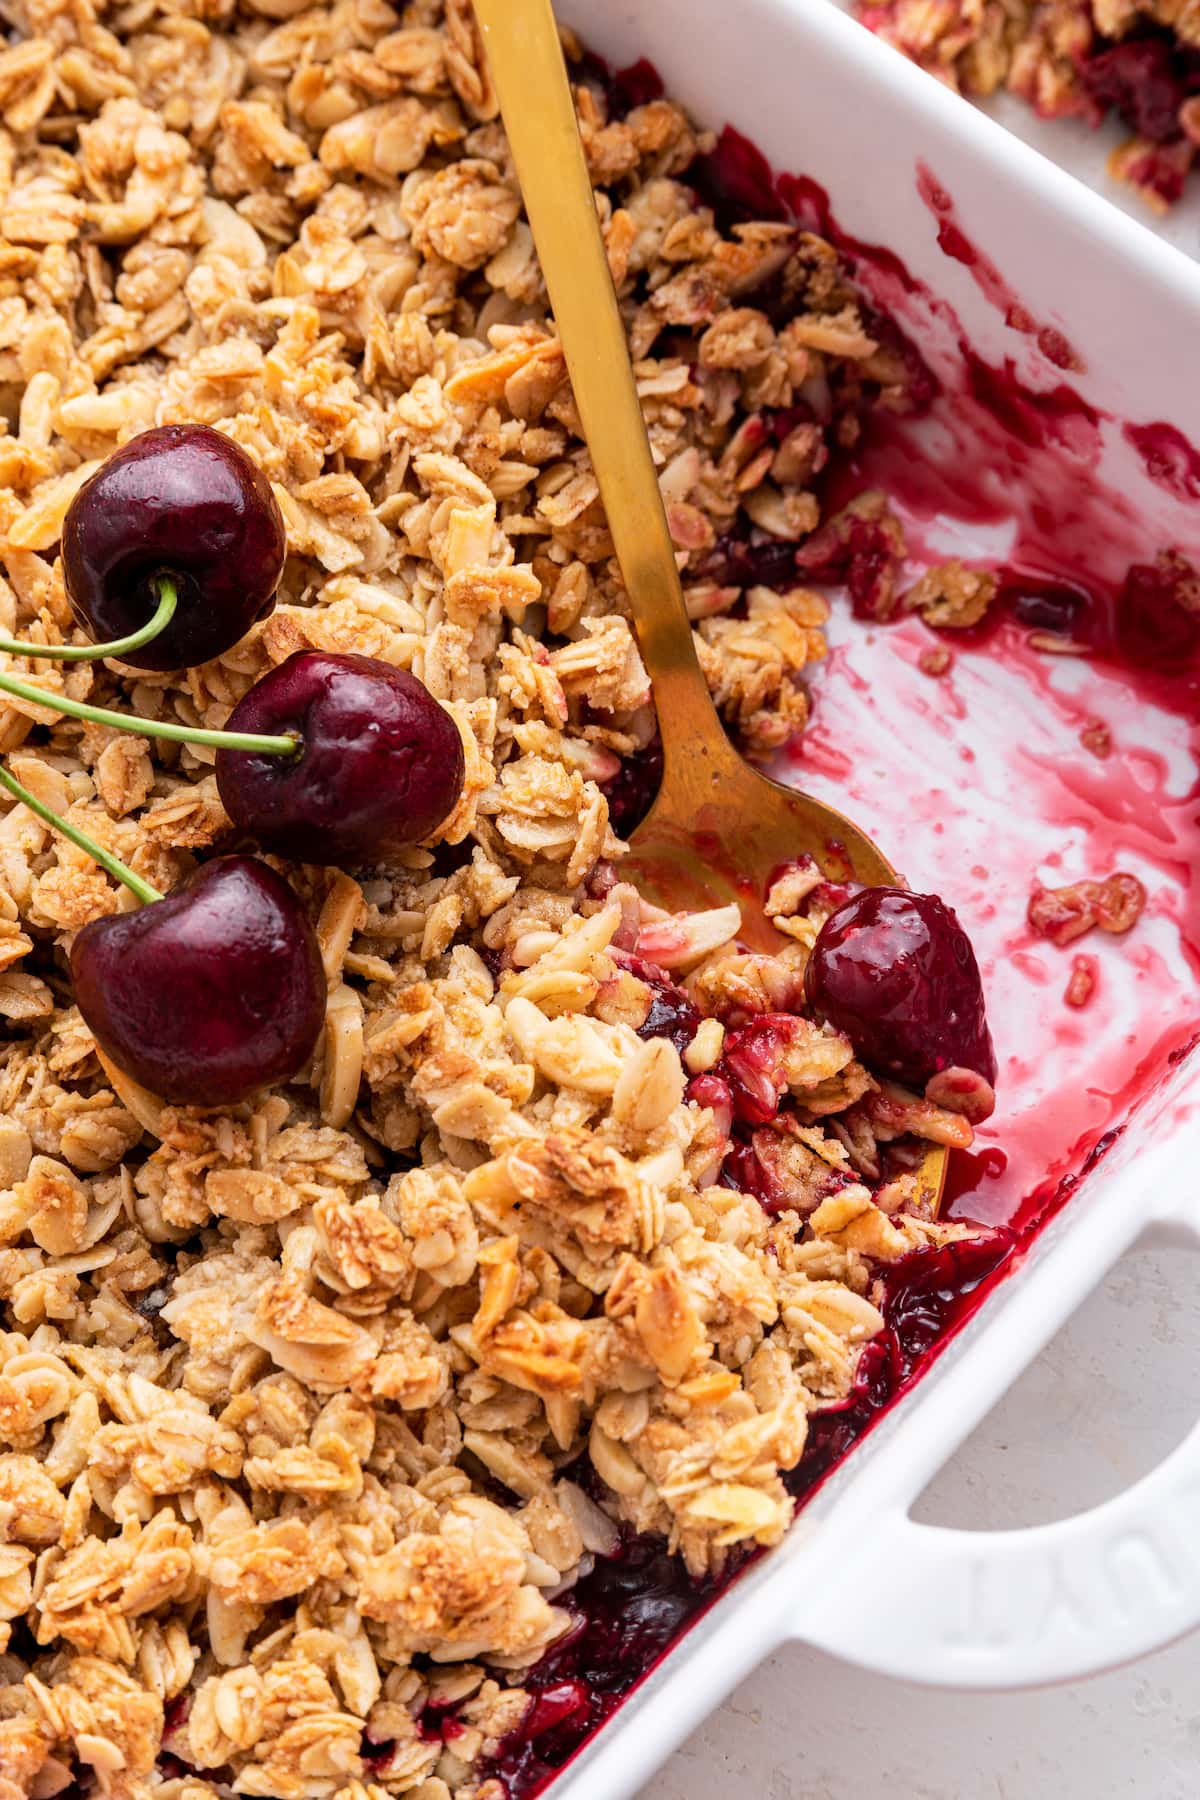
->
468;91;1200;1800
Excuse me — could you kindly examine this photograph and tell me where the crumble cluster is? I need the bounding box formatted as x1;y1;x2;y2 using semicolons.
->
858;0;1200;209
0;3;990;1796
1027;869;1146;944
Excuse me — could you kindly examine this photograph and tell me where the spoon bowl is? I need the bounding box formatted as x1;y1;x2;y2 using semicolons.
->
627;709;895;953
474;0;946;1213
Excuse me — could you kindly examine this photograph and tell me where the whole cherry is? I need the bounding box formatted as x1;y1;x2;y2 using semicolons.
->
61;425;286;672
71;856;326;1107
214;651;465;864
805;886;996;1088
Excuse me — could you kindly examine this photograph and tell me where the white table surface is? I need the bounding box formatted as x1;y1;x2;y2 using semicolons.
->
642;35;1200;1800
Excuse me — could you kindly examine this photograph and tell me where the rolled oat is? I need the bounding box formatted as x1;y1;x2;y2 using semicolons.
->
0;5;991;1794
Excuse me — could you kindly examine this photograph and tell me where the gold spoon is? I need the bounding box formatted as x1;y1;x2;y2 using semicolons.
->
472;0;946;1215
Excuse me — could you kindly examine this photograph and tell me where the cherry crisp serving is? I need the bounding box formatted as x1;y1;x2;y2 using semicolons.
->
0;5;1002;1798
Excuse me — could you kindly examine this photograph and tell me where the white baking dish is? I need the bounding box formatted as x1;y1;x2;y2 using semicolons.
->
537;0;1200;1793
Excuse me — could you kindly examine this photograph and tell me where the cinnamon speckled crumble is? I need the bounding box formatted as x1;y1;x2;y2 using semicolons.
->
0;4;992;1795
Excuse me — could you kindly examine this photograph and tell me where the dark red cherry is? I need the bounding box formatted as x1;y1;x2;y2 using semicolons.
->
602;737;663;838
70;856;325;1107
1006;578;1090;637
805;886;996;1088
1114;554;1200;669
61;425;286;672
214;651;465;865
1078;37;1185;145
620;951;700;1056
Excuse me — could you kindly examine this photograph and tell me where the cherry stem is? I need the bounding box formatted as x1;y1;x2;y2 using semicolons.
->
0;574;180;664
0;670;299;757
0;762;162;906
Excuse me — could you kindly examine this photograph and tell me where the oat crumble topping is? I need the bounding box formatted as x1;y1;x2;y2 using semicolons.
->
0;6;996;1795
1027;869;1147;945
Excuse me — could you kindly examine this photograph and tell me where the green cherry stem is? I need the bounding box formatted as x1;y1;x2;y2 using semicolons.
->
0;762;162;906
0;669;299;758
0;574;180;664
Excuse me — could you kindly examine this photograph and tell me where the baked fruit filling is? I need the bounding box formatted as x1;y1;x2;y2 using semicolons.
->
0;6;1026;1798
858;0;1200;210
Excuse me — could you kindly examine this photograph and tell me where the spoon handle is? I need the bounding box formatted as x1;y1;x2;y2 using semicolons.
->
473;0;723;758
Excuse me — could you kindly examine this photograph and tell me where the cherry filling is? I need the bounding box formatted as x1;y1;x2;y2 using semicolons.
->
694;532;804;593
1004;575;1093;636
997;555;1200;674
720;1014;806;1126
688;121;789;229
1068;26;1200;205
795;506;907;621
787;1228;1015;1493
633;969;701;1057
1114;554;1200;668
455;1229;1016;1800
634;922;995;1221
576;52;665;118
628;957;831;1200
477;1538;707;1796
601;737;664;837
1078;31;1200;145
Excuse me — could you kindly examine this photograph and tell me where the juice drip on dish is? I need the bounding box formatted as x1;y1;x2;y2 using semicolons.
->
792;592;1200;1227
914;165;1082;371
1125;418;1200;503
811;412;1200;1229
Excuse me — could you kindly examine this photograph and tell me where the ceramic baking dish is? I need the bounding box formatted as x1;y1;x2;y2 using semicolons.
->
536;0;1200;1793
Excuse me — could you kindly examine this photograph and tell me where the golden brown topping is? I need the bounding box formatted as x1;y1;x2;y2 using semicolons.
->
0;5;1002;1787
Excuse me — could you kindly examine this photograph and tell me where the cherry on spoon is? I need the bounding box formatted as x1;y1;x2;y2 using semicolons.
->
215;651;465;863
806;887;997;1088
475;0;959;1209
61;424;286;672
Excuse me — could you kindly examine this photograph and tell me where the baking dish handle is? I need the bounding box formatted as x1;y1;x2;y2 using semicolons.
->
790;1199;1200;1688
